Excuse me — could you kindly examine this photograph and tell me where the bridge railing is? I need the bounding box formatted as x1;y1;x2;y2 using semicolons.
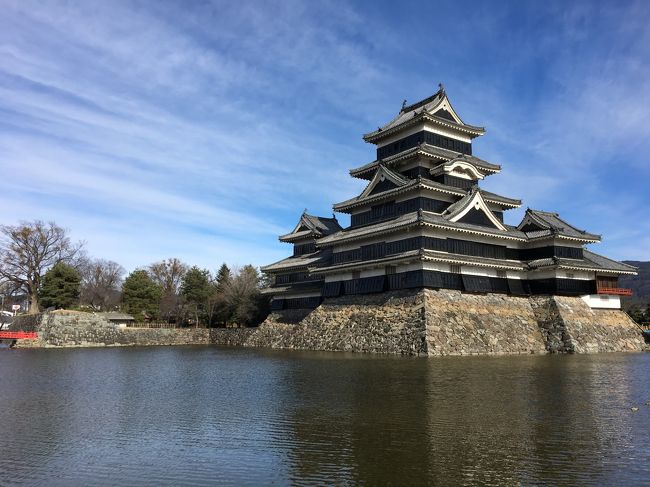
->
0;331;38;340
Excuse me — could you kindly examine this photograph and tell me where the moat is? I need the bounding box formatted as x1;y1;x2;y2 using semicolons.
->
1;347;649;486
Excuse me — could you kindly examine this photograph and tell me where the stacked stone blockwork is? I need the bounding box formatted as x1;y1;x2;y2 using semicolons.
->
257;291;644;355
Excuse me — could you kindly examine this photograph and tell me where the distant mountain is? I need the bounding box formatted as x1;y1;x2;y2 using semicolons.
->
620;261;650;311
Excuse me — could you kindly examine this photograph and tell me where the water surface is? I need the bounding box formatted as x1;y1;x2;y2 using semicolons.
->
1;347;649;486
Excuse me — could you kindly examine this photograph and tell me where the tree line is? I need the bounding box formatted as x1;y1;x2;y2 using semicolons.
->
628;305;650;325
0;220;269;327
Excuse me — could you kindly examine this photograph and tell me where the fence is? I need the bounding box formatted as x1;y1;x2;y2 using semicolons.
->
124;322;181;329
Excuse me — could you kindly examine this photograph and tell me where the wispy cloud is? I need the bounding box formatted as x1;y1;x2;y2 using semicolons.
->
1;0;648;270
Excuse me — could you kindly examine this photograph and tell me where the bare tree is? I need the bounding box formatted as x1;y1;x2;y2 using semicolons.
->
148;258;189;322
79;259;125;311
0;221;84;313
223;265;266;326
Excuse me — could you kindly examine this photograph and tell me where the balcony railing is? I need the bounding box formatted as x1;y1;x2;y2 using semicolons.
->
596;287;633;296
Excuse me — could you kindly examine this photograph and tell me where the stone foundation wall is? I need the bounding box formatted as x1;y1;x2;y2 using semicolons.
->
11;312;215;348
548;296;644;353
530;296;571;353
258;290;645;356
424;289;548;355
246;291;428;354
7;292;646;355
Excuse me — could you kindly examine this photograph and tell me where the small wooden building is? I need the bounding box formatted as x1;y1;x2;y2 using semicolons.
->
101;312;136;328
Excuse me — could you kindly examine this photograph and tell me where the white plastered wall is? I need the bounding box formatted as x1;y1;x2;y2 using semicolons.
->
581;294;621;309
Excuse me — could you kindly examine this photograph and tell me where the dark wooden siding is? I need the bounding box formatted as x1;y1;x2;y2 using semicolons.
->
331;248;362;265
528;278;595;295
377;130;472;160
324;271;596;297
293;242;316;256
270;299;284;310
350;197;450;227
275;272;322;285
518;246;583;261
332;237;585;265
507;279;530;296
322;281;342;298
431;174;474;190
401;166;434;180
283;297;322;309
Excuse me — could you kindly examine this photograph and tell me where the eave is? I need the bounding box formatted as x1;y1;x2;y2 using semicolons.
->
278;230;313;243
310;248;525;275
260;253;323;273
420;219;527;242
333;178;453;212
333;179;520;213
363;111;485;144
309;250;422;274
556;264;636;275
525;233;601;244
349;144;500;180
527;259;637;276
319;211;530;248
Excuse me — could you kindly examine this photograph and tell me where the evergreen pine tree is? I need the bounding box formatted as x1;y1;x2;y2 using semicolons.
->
122;270;163;321
39;262;81;309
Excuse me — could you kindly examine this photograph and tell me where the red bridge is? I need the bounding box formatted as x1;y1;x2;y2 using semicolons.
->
0;331;38;340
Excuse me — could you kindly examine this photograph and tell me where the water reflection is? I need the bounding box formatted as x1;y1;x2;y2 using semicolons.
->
274;353;650;486
0;348;648;486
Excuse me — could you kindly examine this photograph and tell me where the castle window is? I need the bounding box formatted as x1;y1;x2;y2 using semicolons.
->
386;266;397;275
352;271;361;280
497;270;507;279
450;264;461;274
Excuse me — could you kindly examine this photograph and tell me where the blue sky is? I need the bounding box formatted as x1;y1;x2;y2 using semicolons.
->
1;0;649;271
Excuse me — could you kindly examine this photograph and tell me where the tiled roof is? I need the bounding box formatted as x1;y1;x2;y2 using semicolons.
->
303;214;342;235
349;143;500;179
430;153;501;174
261;252;325;272
310;248;525;275
309;249;422;273
581;250;638;273
260;281;323;295
442;187;478;219
357;164;410;199
520;209;601;242
422;212;528;240
319;210;530;247
363;89;485;142
318;212;422;246
279;212;342;242
334;178;520;214
422;250;525;270
333;178;422;211
480;190;521;208
526;250;636;274
278;229;313;241
101;312;134;321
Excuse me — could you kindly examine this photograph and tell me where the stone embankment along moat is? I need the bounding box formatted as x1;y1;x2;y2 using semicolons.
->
7;290;646;355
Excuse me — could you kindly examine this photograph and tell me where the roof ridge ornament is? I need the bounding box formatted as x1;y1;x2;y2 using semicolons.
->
401;99;407;111
438;82;445;95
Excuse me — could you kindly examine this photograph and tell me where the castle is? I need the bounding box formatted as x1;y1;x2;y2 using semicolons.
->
262;86;636;313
